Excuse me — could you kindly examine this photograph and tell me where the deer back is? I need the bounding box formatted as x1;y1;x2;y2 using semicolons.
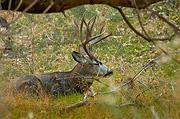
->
4;13;113;97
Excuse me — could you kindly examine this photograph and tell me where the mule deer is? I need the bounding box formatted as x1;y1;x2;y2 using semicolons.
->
6;13;113;97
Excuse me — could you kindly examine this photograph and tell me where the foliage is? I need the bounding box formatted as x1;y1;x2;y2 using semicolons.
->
0;0;180;118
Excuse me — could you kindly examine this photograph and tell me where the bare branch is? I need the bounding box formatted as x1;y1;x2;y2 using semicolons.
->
134;0;150;38
73;72;112;87
8;0;12;10
155;44;180;65
133;0;174;41
59;100;89;112
132;84;177;103
151;106;160;119
22;0;38;13
136;80;148;88
95;50;180;95
14;0;23;11
111;6;180;65
42;1;54;14
94;61;155;96
58;92;90;112
111;6;151;42
0;47;12;51
114;102;141;108
0;29;23;36
1;0;163;13
146;7;180;37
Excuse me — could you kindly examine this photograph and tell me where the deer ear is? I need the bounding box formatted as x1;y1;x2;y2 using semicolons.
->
72;51;93;64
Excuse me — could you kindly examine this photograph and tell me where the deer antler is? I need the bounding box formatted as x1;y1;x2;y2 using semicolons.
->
73;12;112;59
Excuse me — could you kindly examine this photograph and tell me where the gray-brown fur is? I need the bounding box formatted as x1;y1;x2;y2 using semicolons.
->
5;13;113;97
7;63;96;96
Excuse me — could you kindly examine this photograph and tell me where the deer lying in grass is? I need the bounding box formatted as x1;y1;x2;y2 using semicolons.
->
6;13;113;97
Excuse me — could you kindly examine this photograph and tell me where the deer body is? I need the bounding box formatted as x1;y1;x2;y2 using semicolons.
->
6;13;113;97
9;62;111;96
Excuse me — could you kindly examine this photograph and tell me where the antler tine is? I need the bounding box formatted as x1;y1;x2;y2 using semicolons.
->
79;12;86;43
73;12;92;58
88;16;96;37
76;12;95;59
89;30;105;41
89;32;112;52
83;15;111;59
100;25;104;34
73;12;86;44
83;16;105;59
74;12;111;59
83;16;96;36
85;16;96;43
73;16;79;28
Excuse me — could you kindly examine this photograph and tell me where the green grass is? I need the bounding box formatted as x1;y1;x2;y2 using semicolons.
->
0;1;180;119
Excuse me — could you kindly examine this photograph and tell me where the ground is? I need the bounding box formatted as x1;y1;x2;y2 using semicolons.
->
0;1;180;118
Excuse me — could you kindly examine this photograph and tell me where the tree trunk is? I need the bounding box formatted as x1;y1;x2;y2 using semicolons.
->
1;0;163;14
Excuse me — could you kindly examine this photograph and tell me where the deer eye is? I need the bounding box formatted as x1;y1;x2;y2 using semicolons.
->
94;61;102;65
99;62;102;65
94;63;99;65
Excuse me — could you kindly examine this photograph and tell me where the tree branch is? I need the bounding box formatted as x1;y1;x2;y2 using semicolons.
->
94;50;180;96
146;7;180;37
1;0;163;13
111;6;180;65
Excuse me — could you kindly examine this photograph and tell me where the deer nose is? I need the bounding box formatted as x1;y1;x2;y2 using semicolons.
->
108;70;113;75
104;70;113;77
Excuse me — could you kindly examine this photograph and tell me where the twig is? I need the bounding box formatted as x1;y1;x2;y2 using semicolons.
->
133;0;173;41
0;0;39;36
0;47;12;51
22;0;38;13
153;50;180;61
111;6;180;65
8;0;12;10
14;0;23;11
73;72;112;87
93;78;111;87
94;61;155;96
120;56;127;74
151;106;160;119
132;84;177;103
136;80;148;88
130;60;155;82
58;92;90;112
114;102;141;108
154;92;164;101
146;7;180;37
42;1;55;14
59;100;90;112
112;62;126;71
154;43;180;65
95;50;180;95
0;29;23;36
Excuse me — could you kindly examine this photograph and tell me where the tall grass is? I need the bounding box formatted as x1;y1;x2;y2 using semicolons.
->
0;1;180;118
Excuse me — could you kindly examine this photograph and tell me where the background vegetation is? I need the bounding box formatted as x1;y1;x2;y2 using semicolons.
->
0;1;180;118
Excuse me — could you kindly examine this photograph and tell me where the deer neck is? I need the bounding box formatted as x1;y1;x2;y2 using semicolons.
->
69;63;94;86
70;63;94;77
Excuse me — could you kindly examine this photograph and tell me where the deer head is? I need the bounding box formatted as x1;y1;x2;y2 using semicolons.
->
72;12;113;78
4;13;113;97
